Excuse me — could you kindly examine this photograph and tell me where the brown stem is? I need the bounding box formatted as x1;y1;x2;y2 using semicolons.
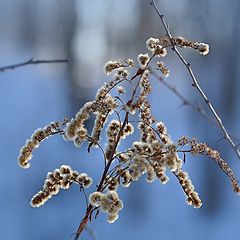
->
74;112;129;239
74;205;93;240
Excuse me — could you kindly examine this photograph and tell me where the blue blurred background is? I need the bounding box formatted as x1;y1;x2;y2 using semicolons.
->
1;0;240;239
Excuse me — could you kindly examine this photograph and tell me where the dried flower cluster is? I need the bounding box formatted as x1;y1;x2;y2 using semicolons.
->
104;60;122;75
18;34;239;240
157;61;169;77
174;170;202;208
137;53;150;68
31;165;93;207
175;36;210;55
89;191;123;223
105;120;134;160
64;90;118;147
178;137;240;194
152;36;210;56
18;122;63;169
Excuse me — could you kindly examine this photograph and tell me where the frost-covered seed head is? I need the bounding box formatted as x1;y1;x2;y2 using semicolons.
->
116;68;129;78
146;165;156;183
155;45;167;57
107;178;119;191
126;58;134;66
198;43;209;55
157;61;170;77
60;165;72;175
117;86;125;94
137;53;150;68
104;60;121;75
107;214;119;223
146;37;159;53
18;123;61;168
30;166;93;207
120;170;132;187
89;192;103;207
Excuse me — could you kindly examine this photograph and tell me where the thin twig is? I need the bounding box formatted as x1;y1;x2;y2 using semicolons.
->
86;135;107;167
80;185;89;208
151;71;215;124
0;58;68;72
151;0;240;159
151;71;240;143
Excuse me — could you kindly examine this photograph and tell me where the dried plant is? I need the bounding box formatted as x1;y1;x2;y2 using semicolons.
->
17;2;240;239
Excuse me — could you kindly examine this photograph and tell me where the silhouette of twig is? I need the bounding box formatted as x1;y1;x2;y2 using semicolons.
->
0;58;68;72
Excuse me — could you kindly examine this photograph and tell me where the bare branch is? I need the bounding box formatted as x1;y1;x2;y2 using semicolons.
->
0;58;68;72
151;71;215;124
151;0;240;159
